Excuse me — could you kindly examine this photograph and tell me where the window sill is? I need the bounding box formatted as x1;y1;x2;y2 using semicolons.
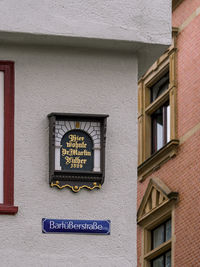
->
0;204;18;214
138;140;179;182
144;239;171;261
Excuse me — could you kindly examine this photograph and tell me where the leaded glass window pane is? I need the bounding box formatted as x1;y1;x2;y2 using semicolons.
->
165;219;171;241
152;219;171;250
151;251;171;267
152;255;164;267
152;224;164;249
151;72;169;103
165;251;171;267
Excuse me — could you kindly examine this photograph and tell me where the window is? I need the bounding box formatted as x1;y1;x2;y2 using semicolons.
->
151;251;171;267
150;72;169;103
150;220;171;267
150;72;170;154
137;178;178;267
151;101;170;155
0;61;18;214
138;28;179;181
150;71;170;156
152;219;171;249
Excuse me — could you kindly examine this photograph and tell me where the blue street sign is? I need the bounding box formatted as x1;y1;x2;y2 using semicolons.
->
42;218;110;235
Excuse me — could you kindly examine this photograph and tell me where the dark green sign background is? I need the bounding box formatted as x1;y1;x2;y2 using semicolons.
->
60;130;93;171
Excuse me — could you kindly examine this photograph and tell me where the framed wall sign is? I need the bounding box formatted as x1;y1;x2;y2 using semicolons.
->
48;113;109;193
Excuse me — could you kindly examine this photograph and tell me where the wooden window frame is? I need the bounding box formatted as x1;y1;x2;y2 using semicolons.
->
138;29;179;182
0;61;18;214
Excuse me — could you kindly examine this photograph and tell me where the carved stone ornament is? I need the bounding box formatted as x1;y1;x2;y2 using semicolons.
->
137;178;178;225
48;113;109;193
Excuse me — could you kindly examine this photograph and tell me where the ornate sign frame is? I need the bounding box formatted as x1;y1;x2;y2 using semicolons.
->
48;113;109;193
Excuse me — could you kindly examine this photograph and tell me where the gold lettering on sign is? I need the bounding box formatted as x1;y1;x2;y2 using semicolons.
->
69;135;84;142
66;142;87;149
62;148;91;157
62;134;92;169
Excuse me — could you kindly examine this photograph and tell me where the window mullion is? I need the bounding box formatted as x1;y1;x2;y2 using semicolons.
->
164;253;166;267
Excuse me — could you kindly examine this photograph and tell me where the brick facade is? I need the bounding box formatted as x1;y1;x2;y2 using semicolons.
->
137;0;200;266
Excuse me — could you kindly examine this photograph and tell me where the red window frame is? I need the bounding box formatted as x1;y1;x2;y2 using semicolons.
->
0;61;18;214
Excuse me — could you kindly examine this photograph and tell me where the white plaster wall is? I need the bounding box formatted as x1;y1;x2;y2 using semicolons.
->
0;0;171;45
0;44;137;267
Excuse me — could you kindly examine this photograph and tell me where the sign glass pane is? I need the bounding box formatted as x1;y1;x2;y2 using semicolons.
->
60;130;94;171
